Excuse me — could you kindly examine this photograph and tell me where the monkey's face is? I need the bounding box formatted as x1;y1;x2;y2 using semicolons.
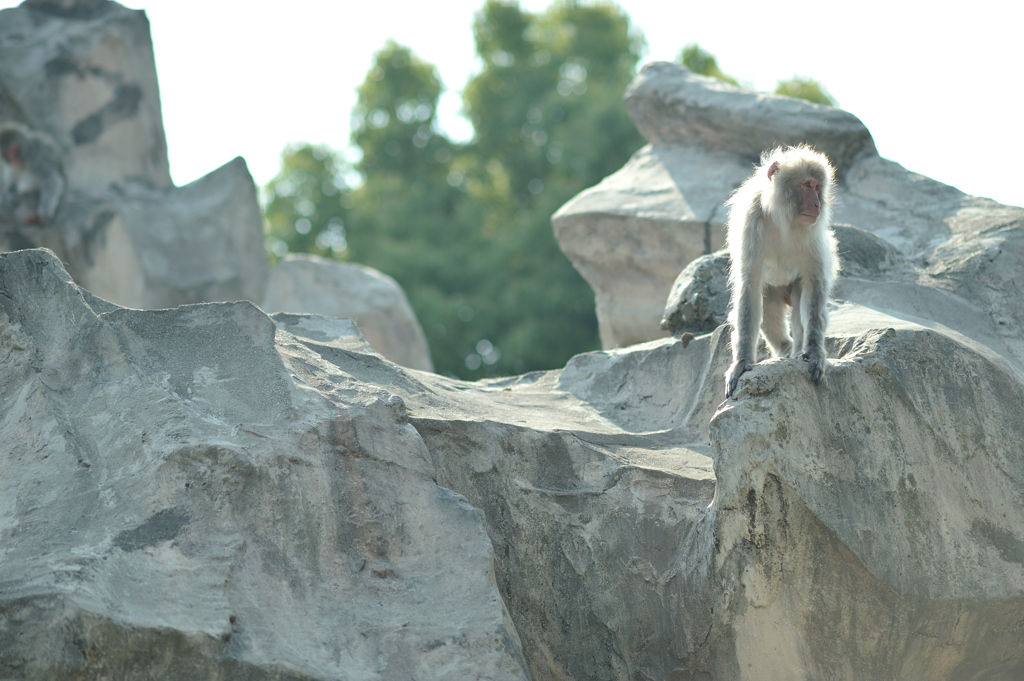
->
797;177;823;223
1;142;20;167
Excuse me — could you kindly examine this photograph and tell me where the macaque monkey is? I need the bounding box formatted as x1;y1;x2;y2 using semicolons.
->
0;124;65;225
723;145;838;398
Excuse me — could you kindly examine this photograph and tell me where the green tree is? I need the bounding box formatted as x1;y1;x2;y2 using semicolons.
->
461;0;645;374
265;3;733;380
268;2;645;380
774;77;837;106
680;43;738;85
344;42;493;378
263;144;350;265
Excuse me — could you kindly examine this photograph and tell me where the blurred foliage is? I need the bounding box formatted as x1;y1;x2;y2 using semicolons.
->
264;1;643;379
680;43;738;85
264;3;837;380
264;144;349;263
459;0;645;376
680;43;836;107
774;77;837;106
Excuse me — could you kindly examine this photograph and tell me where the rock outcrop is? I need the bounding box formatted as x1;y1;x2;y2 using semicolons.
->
3;248;1023;680
553;62;1024;359
0;249;526;680
262;254;434;373
0;0;268;309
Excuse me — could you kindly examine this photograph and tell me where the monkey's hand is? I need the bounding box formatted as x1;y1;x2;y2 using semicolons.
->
724;360;753;398
802;348;827;385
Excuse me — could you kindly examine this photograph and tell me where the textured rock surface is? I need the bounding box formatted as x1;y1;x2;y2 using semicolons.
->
624;63;876;171
0;1;268;309
0;0;170;191
3;248;1023;680
552;144;734;348
262;254;434;373
553;61;1024;352
661;248;730;335
0;249;526;681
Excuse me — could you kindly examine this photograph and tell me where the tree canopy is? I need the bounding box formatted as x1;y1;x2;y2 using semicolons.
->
680;43;738;85
774;77;837;106
264;1;643;379
680;43;837;107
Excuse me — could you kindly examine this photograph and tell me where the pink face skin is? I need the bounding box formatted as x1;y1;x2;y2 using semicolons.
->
797;178;822;223
766;160;823;224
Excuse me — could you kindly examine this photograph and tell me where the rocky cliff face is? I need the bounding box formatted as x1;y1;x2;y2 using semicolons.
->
3;245;1023;680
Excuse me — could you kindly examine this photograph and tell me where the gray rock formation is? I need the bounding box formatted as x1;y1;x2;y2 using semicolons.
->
553;62;1023;356
660;248;730;335
262;254;434;373
3;248;1023;680
0;0;268;309
0;249;526;680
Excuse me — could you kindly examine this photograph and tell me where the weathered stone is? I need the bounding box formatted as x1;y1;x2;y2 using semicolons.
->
0;249;526;681
623;61;877;172
704;304;1024;680
0;1;269;309
661;249;730;335
262;254;434;373
4;249;1022;680
553;145;735;348
0;1;170;191
55;157;268;309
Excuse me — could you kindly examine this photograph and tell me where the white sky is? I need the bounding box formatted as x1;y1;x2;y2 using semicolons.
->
3;1;1021;207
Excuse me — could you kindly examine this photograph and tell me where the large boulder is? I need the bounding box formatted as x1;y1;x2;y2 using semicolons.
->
261;254;435;373
552;62;1019;354
3;248;1023;680
0;249;526;680
0;0;268;309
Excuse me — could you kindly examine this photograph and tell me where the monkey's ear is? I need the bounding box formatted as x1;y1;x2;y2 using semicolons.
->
766;161;780;180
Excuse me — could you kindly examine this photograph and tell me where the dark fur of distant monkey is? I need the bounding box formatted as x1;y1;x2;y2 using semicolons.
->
723;145;839;398
0;123;65;225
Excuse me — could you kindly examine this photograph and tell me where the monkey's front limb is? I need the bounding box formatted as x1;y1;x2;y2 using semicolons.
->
725;279;762;398
799;276;830;385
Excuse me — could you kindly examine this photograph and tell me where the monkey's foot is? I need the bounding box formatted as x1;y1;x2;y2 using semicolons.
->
802;349;827;385
724;360;753;398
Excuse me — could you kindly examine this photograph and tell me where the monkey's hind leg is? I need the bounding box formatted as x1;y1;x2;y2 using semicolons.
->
760;285;793;357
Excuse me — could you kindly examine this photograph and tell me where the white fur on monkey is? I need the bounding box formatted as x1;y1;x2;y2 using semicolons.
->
724;145;839;397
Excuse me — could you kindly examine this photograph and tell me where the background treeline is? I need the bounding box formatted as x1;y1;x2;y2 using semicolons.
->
263;0;833;380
